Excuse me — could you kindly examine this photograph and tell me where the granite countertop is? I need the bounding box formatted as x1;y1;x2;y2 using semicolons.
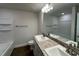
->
38;40;58;49
34;35;59;56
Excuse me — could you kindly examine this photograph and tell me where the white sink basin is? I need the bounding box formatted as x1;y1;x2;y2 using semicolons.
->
35;35;49;42
44;45;70;56
66;41;77;47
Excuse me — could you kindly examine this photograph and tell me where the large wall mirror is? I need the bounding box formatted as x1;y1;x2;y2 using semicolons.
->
43;3;73;40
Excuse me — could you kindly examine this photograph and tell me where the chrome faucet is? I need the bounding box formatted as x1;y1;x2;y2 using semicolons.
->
47;33;50;36
42;33;45;37
66;43;77;56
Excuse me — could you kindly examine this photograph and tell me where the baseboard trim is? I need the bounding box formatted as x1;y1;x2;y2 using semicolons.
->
15;43;28;48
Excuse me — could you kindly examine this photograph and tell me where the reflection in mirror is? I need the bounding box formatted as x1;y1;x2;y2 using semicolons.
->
43;3;73;40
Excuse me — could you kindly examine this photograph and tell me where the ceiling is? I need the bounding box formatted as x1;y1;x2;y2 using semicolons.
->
0;3;78;13
0;3;45;13
46;3;76;16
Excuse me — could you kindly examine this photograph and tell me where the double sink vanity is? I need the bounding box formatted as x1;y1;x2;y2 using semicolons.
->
34;34;78;56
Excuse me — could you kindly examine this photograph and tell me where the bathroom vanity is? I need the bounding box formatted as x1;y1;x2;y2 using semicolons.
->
34;34;77;56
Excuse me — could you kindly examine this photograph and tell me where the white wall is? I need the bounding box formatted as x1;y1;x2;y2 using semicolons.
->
0;9;38;47
0;9;14;42
38;12;44;34
14;10;38;47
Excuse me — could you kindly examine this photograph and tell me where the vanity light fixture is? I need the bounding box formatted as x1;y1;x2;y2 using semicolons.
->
41;4;53;13
61;13;64;15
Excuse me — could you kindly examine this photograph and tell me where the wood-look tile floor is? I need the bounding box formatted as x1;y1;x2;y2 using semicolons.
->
11;45;34;56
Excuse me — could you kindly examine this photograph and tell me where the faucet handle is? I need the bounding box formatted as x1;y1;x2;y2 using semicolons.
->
47;33;50;36
74;44;77;48
69;43;73;47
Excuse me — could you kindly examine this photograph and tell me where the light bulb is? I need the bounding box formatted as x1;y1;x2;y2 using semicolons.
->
61;13;64;15
41;4;53;13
